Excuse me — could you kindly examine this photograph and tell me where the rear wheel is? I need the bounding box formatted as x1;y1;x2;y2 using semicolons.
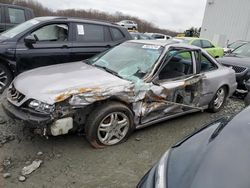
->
85;102;134;148
0;64;12;93
244;92;250;106
208;86;227;112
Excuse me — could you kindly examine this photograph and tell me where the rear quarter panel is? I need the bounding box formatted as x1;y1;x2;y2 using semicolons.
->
199;66;236;106
215;47;224;57
205;48;216;58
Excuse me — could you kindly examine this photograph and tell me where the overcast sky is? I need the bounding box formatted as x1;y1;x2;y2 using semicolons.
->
39;0;207;31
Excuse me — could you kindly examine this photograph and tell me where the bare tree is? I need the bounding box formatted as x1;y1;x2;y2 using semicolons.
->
0;0;178;36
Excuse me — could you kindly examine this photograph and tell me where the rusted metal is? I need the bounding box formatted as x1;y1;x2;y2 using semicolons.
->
55;87;99;102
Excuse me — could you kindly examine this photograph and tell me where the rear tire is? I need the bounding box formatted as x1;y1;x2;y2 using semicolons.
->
207;86;227;113
0;64;13;93
244;92;250;106
85;102;134;148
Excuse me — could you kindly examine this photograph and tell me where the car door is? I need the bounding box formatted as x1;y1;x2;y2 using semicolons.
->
140;49;203;124
15;22;73;73
70;23;113;62
127;21;134;29
195;52;220;106
201;39;216;57
0;6;5;33
191;39;202;48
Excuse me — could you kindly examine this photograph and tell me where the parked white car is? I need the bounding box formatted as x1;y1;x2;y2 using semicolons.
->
116;20;138;30
145;33;172;40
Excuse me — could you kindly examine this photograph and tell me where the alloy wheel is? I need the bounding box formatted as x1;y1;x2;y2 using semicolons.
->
97;112;130;145
214;88;225;109
0;69;8;91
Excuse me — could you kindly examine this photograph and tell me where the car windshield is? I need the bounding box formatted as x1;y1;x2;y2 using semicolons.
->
232;43;250;57
88;42;164;80
228;41;246;49
0;18;41;39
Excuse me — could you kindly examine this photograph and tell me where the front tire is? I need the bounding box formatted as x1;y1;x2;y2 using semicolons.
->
208;86;227;113
0;64;13;93
85;102;134;148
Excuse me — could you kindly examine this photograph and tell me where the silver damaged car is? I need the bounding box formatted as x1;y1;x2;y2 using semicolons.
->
2;40;237;148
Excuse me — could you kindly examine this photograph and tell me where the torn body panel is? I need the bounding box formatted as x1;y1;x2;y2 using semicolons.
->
137;74;203;124
4;64;205;136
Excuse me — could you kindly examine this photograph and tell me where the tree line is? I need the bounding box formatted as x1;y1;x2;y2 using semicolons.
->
0;0;178;36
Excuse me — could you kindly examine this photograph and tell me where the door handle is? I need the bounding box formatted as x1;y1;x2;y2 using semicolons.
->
61;45;69;48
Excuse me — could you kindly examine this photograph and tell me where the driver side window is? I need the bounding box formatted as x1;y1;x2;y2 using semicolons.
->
31;24;68;42
159;51;193;80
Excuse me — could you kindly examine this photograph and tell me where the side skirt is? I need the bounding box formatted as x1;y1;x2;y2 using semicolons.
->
135;107;207;130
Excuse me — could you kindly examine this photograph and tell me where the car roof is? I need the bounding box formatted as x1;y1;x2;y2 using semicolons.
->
146;33;167;36
35;16;120;27
176;37;211;41
121;20;134;22
128;39;201;50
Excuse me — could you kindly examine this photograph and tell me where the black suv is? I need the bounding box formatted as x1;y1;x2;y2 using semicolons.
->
0;3;34;32
0;16;132;92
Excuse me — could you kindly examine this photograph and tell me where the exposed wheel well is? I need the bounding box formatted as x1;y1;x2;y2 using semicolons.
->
221;84;229;97
77;97;134;126
0;59;14;77
92;97;133;112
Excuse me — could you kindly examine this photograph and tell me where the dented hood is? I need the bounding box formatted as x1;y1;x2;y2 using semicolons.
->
13;62;132;104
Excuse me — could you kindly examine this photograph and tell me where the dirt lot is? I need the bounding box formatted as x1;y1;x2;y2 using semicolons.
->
0;98;245;188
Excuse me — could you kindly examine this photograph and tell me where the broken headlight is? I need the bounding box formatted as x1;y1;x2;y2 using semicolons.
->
28;100;55;113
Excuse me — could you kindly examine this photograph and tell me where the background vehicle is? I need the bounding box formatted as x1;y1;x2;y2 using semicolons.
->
0;16;132;92
137;106;250;188
174;37;224;58
224;40;248;54
145;33;172;40
0;3;34;32
217;42;250;90
116;20;138;30
130;32;153;40
244;79;250;105
3;41;236;148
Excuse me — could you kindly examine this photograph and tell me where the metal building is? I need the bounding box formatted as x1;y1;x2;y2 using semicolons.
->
200;0;250;47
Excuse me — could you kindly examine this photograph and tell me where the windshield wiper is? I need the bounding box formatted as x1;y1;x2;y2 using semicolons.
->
93;64;123;79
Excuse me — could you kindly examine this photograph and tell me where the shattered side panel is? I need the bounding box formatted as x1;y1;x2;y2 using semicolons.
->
52;73;203;127
137;75;203;124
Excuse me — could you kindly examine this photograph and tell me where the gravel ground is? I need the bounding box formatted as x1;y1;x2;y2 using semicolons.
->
0;98;245;188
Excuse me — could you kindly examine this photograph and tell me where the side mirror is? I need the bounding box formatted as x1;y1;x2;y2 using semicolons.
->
24;35;36;48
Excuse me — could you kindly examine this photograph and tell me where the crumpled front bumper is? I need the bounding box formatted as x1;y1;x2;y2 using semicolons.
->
2;98;52;129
